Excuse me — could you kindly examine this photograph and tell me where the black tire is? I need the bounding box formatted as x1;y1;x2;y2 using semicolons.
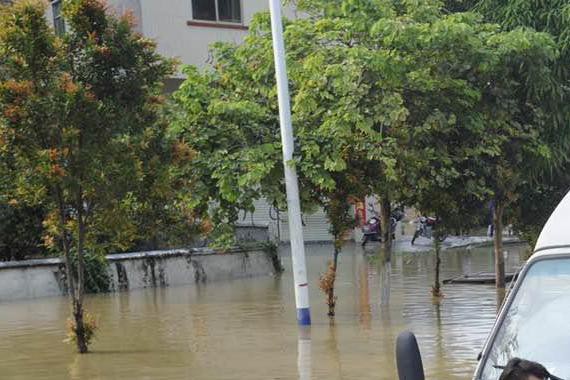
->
396;331;425;380
361;236;368;247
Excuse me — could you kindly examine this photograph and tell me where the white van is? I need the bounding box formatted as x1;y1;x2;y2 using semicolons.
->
396;192;570;380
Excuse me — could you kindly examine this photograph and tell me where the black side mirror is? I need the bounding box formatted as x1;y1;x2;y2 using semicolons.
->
396;331;425;380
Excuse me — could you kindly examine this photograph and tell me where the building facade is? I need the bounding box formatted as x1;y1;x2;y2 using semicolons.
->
47;0;298;67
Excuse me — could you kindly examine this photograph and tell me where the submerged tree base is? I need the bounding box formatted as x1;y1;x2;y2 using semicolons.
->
431;286;444;299
319;260;337;317
65;310;98;353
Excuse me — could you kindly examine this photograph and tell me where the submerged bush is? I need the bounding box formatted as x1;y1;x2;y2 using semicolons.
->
65;312;98;348
319;260;337;317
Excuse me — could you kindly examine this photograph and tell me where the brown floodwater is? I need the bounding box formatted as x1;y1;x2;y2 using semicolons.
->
0;243;525;380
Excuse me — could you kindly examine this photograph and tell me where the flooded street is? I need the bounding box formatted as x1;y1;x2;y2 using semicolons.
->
0;243;525;380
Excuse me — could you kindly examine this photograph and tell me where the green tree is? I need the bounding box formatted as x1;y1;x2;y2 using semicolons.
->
476;31;558;289
368;1;557;294
408;153;488;296
0;203;45;261
0;139;47;261
512;174;570;249
473;0;570;251
172;0;558;311
171;25;375;316
299;0;559;294
0;0;174;352
172;63;369;316
395;0;563;289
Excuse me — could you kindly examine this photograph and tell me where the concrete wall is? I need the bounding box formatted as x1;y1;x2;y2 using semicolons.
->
0;246;277;303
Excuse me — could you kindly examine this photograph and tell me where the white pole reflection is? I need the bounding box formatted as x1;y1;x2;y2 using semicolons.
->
359;260;372;329
297;327;312;380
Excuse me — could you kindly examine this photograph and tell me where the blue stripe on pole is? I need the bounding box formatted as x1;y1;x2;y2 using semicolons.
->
297;307;311;325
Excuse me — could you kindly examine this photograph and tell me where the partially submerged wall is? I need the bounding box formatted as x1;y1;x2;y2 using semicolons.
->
0;246;277;302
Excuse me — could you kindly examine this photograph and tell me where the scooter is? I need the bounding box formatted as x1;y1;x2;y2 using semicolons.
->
361;210;404;247
361;216;381;246
411;216;447;245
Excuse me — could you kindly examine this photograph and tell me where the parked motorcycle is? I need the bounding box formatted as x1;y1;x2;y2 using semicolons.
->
361;210;404;247
361;216;381;246
411;216;447;245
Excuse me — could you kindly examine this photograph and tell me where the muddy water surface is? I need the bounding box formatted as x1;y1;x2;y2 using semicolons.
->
0;243;525;380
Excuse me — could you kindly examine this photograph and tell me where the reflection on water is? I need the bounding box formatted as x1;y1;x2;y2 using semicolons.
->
298;327;311;380
0;243;525;380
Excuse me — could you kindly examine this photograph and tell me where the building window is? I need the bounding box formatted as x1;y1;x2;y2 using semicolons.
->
52;0;65;36
192;0;242;24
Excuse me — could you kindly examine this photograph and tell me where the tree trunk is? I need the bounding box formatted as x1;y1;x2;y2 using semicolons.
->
333;244;340;271
55;185;88;352
380;199;392;260
432;237;442;297
73;298;88;353
55;185;75;298
73;185;88;353
493;201;506;290
327;245;340;317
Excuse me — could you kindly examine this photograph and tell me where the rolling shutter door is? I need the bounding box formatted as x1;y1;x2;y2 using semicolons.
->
239;198;336;243
279;207;333;243
238;198;280;241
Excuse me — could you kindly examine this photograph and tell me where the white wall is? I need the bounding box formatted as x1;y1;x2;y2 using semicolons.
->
46;0;299;69
139;0;245;70
105;0;298;70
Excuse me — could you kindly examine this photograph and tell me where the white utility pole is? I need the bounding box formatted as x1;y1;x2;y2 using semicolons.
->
268;0;311;325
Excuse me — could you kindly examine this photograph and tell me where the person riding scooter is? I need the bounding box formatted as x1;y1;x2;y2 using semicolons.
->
361;209;404;247
411;216;445;245
361;216;381;246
